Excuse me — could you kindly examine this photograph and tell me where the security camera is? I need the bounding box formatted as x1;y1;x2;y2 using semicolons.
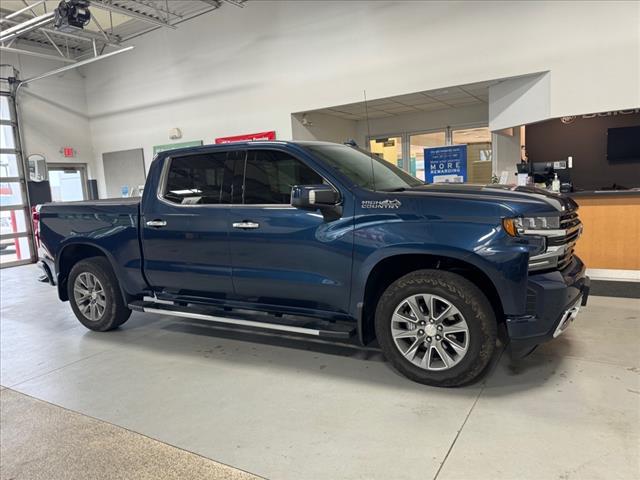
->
54;0;91;33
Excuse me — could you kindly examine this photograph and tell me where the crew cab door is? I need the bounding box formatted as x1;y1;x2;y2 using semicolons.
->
140;150;235;299
228;148;353;314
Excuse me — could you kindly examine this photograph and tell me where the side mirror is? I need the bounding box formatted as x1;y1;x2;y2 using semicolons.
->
291;184;339;210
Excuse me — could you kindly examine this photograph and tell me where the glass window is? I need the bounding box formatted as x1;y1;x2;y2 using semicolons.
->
0;153;20;178
0;96;11;121
453;127;493;184
0;209;27;235
0;181;23;207
304;144;423;191
49;169;85;202
410;131;446;181
452;127;492;146
0;236;30;265
369;136;403;169
0;124;15;150
243;150;323;204
164;152;230;205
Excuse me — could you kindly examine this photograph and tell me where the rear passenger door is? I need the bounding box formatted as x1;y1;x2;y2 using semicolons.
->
141;150;235;299
228;148;353;314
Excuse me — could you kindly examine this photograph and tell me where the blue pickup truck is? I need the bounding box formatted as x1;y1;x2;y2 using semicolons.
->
36;141;590;386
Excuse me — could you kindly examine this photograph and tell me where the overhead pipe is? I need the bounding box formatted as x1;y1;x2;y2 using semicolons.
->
0;11;55;42
16;45;134;88
0;0;46;22
1;17;121;48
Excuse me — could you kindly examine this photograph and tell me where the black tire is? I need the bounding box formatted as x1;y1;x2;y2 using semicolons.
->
67;256;131;331
375;269;497;387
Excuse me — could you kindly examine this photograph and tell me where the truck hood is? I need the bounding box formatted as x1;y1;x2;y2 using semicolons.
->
402;184;578;213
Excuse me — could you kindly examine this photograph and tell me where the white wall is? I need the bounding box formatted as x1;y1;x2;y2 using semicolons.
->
4;1;638;196
493;128;522;181
82;0;639;196
291;104;488;150
489;73;551;131
355;104;489;145
3;52;96;178
291;112;358;144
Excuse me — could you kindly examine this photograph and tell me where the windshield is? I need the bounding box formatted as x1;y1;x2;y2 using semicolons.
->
304;144;424;191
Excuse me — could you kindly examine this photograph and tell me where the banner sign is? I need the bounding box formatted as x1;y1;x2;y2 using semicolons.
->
215;130;276;144
153;140;203;156
425;145;467;183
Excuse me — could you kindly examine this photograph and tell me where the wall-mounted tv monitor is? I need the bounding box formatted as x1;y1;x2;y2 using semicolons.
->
607;126;640;161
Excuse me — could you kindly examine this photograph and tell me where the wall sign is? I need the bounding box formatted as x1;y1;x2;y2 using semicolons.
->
215;130;276;144
153;140;203;156
61;147;75;157
425;145;467;183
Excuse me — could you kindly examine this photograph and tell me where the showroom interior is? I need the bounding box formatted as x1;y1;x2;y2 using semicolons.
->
0;1;639;479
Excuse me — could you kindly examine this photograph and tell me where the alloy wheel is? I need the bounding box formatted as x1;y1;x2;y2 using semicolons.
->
73;272;107;322
390;293;469;371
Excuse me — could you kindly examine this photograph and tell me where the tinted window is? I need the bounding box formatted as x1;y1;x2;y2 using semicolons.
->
164;152;230;205
243;150;323;204
303;144;423;191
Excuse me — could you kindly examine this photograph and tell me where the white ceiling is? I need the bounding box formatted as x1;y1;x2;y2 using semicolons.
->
311;80;497;121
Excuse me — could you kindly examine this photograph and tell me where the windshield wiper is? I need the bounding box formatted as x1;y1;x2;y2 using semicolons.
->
379;187;407;192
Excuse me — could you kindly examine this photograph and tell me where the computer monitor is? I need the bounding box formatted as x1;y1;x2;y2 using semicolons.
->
530;162;554;184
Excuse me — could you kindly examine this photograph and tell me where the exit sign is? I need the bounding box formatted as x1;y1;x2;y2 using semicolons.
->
62;147;75;157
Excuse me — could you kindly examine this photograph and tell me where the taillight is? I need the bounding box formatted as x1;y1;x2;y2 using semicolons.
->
32;206;41;249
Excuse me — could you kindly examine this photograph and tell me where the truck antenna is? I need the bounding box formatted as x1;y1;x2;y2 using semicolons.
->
364;89;376;191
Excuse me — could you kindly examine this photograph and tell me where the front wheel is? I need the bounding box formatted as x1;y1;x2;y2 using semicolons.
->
375;269;497;387
68;257;131;331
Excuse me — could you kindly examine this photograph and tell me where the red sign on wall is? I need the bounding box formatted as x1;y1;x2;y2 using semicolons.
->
215;130;276;144
62;147;74;157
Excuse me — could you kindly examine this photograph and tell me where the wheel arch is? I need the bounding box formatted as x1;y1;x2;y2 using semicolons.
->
56;242;127;303
357;252;504;345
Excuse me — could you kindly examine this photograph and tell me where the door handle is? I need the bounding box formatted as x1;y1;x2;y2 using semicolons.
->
146;219;167;228
232;221;260;229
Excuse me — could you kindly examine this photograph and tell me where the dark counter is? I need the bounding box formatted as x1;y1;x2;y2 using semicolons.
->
568;189;640;197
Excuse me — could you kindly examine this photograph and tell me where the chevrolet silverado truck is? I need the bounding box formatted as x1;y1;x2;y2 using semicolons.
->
36;141;590;387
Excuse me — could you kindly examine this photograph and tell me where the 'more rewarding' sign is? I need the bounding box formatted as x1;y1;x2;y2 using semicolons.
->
425;145;467;183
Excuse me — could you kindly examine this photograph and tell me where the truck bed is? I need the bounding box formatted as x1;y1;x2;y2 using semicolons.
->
38;198;145;298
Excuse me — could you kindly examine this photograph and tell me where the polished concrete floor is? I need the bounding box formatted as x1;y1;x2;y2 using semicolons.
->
1;264;639;480
1;388;257;480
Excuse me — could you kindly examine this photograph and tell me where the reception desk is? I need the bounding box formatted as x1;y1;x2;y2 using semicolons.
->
571;191;640;271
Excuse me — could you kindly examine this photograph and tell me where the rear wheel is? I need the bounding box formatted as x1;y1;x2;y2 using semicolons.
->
375;269;496;387
68;257;131;331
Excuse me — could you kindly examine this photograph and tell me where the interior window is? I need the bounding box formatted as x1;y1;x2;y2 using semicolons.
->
164;152;230;205
243;150;323;204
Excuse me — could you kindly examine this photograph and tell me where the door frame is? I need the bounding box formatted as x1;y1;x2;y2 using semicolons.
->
47;163;89;201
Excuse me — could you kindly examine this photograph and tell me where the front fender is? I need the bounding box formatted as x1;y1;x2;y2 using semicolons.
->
349;214;532;333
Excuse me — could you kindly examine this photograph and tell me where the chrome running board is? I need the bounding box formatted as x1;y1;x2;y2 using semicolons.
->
129;300;355;339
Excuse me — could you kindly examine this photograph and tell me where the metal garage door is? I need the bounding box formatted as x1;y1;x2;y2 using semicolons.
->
0;68;34;268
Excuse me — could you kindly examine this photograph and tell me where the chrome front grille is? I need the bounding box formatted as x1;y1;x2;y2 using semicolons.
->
528;210;583;273
560;211;580;230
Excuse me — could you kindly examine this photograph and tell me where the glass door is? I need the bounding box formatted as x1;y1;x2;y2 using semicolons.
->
409;131;446;181
452;127;492;184
48;165;88;202
369;136;404;169
0;91;34;267
366;125;492;183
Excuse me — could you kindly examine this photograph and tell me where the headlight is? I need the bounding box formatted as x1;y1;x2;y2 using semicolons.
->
503;216;560;236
